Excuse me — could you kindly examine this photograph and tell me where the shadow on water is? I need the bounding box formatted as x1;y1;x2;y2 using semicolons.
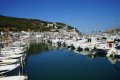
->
26;41;54;55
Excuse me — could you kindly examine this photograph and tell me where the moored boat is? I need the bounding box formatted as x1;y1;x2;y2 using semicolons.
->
0;63;20;75
0;59;19;65
0;75;28;80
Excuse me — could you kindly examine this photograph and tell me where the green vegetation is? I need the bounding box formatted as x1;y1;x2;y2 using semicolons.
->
0;15;49;31
0;15;80;33
26;42;53;55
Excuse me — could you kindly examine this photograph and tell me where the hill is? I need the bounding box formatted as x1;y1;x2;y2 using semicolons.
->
0;15;80;34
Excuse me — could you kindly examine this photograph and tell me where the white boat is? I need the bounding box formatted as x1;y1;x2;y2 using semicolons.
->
1;47;26;55
0;59;19;65
0;54;24;59
0;63;20;75
0;75;28;80
8;54;24;59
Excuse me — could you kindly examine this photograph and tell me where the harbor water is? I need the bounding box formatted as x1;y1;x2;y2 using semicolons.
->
21;41;120;80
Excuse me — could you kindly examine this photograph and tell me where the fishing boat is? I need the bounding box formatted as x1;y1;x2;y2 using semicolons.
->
93;36;117;55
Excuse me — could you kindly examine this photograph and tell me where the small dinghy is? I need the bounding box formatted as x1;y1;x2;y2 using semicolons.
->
0;63;20;75
0;75;28;80
0;59;19;65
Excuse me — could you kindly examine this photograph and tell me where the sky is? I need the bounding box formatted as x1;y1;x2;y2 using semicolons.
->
0;0;120;33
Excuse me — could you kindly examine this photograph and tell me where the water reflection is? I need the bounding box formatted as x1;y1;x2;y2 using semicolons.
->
113;62;120;71
24;41;120;80
27;41;54;55
71;49;120;65
94;53;120;64
27;40;120;65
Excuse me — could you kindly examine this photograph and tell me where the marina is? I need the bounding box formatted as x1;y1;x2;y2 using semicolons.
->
0;31;120;80
0;0;120;79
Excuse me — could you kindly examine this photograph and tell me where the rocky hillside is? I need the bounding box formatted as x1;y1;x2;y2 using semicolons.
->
0;15;80;34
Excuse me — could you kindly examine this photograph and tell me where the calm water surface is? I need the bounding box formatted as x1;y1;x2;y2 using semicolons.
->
24;42;120;80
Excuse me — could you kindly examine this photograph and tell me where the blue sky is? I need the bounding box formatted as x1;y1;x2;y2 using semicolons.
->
0;0;120;33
